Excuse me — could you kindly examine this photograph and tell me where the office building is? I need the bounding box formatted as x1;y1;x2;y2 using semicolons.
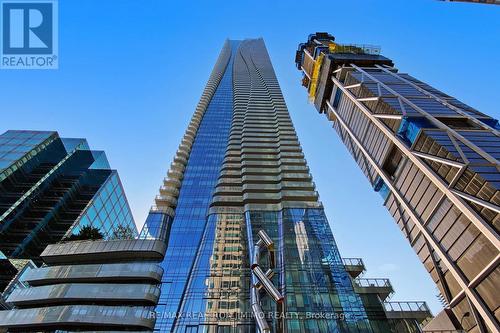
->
295;32;499;332
0;130;137;261
140;38;432;332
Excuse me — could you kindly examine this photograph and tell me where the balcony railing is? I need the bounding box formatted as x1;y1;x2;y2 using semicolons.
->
383;301;429;313
342;258;364;266
330;43;381;56
354;278;391;288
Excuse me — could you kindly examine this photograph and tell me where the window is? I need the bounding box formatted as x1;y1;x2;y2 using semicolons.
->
382;145;403;179
437;117;479;130
331;87;342;109
185;326;198;333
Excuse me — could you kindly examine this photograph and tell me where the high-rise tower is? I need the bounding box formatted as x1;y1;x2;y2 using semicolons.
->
295;33;499;332
141;39;431;333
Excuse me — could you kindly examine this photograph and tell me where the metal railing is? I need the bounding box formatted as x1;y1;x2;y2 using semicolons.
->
342;258;364;266
330;43;381;55
383;301;430;313
354;278;391;288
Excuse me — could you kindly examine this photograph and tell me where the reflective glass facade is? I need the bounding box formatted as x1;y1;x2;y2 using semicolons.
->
0;130;137;264
150;42;238;332
242;208;373;332
0;130;57;182
67;171;136;239
145;39;430;332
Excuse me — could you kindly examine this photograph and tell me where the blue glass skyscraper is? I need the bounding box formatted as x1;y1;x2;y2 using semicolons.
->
142;39;430;332
0;130;137;258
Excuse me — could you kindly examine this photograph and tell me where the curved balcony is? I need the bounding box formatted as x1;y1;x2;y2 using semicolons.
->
155;195;177;208
7;283;161;307
242;160;279;167
242;129;279;135
160;185;179;196
281;173;312;181
242;175;281;184
216;177;242;187
243;183;281;192
241;148;280;155
176;149;189;159
280;200;323;210
229;133;242;139
184;131;195;140
167;169;183;180
227;139;240;145
185;128;196;137
181;138;192;147
211;195;243;206
189;117;200;125
279;139;300;145
280;158;306;165
242;167;281;176
281;190;319;202
219;170;241;178
280;152;304;158
281;165;309;172
178;144;191;154
150;205;175;218
243;192;282;203
221;163;241;170
279;145;302;153
241;154;279;161
226;144;242;151
225;149;241;158
40;239;166;265
0;305;155;330
279;135;299;141
163;177;181;188
213;186;242;195
174;155;188;165
170;162;185;172
241;142;279;149
281;181;315;191
24;262;163;286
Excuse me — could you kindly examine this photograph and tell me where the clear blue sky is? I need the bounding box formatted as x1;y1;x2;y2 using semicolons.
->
1;0;499;315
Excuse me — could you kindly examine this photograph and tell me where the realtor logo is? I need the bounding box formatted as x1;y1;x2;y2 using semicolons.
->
1;0;58;69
